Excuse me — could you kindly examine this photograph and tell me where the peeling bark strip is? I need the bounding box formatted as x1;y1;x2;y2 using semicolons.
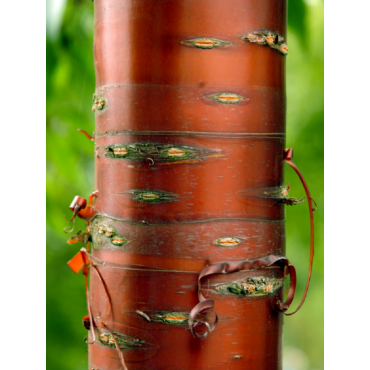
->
189;255;296;340
214;237;242;247
104;143;222;163
181;37;232;49
92;94;106;111
98;330;147;350
242;30;288;55
127;189;178;203
206;92;248;104
215;277;283;296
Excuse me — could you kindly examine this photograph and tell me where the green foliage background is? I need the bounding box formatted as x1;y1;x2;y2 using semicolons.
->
46;1;323;369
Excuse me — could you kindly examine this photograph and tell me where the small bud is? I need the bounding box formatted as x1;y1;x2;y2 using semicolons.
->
91;95;106;111
245;33;258;43
105;225;116;237
242;30;288;56
279;44;289;55
281;185;290;198
256;34;266;45
263;284;273;293
277;35;285;44
98;225;107;234
265;34;277;45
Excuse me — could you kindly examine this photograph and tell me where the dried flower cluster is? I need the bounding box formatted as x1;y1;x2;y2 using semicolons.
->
92;94;106;111
243;30;288;55
216;277;282;296
96;223;127;246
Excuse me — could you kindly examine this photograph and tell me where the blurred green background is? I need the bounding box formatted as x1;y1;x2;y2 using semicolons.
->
46;0;323;369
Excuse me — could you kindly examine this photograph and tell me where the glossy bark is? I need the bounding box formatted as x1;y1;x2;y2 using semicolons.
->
90;1;287;369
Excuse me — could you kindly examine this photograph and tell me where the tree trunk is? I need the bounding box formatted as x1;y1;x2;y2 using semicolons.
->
67;1;313;369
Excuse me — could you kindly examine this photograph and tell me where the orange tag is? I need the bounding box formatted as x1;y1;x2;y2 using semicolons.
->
67;251;89;274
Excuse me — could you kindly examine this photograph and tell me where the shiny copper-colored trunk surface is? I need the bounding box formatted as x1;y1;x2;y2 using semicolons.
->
90;0;287;369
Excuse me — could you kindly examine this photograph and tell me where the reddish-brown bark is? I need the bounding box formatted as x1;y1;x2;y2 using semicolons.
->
68;1;314;369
